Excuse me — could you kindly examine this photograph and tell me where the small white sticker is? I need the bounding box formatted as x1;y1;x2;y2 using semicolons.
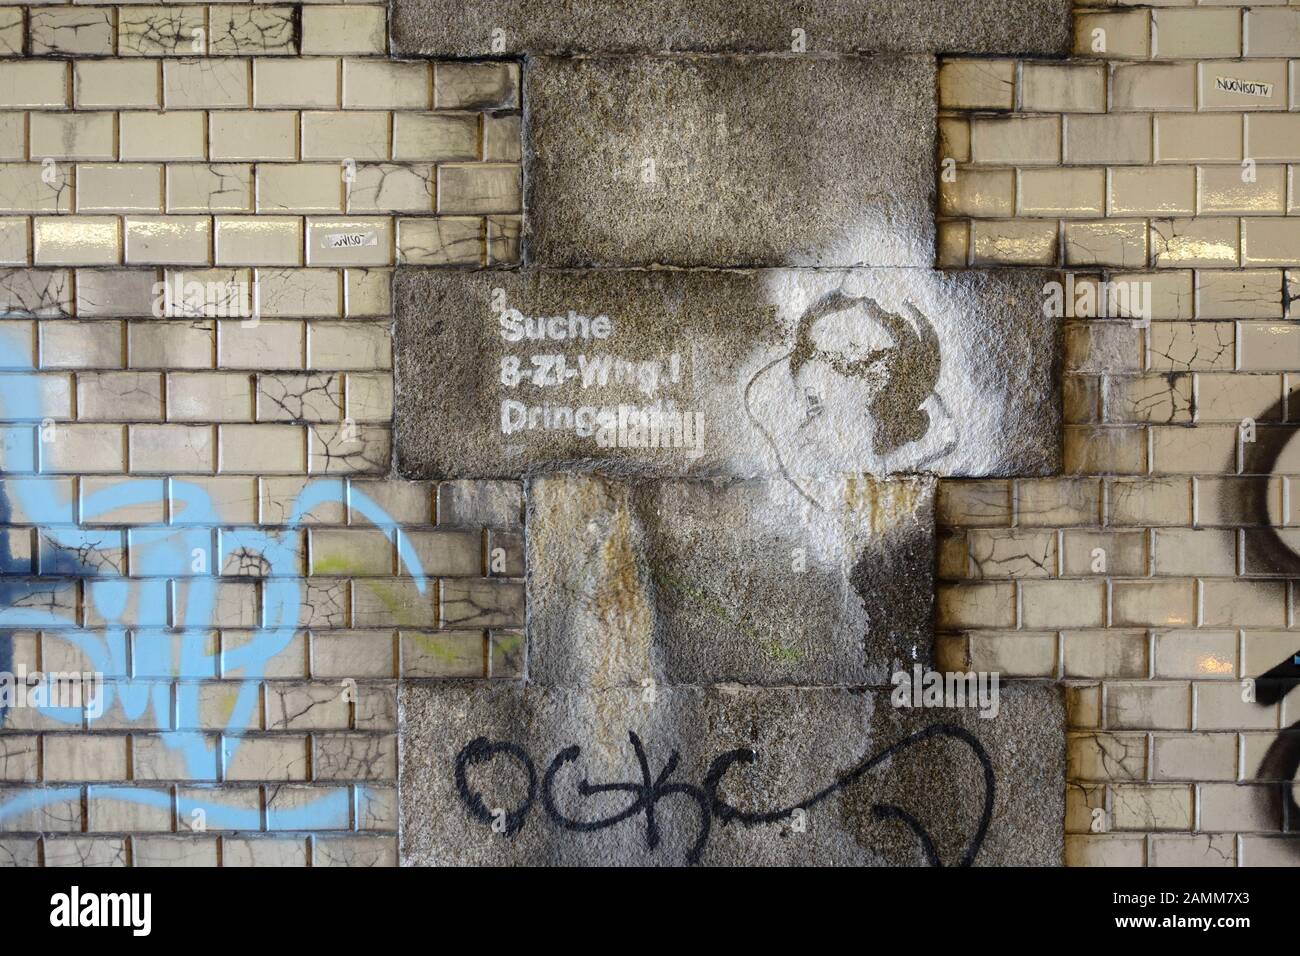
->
1214;76;1273;98
321;231;378;249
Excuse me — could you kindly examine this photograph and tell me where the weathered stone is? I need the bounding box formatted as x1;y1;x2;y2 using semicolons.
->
391;0;1072;57
399;681;1066;866
525;56;935;268
394;268;1060;479
527;475;934;686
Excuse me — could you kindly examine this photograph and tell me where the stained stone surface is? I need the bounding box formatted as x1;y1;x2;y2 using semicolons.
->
399;681;1066;866
524;56;935;268
391;0;1072;56
527;475;934;686
393;268;1060;480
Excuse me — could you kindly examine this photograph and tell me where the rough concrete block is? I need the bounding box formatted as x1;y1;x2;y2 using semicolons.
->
394;268;1060;479
391;0;1072;57
527;475;934;687
525;56;935;268
399;681;1066;866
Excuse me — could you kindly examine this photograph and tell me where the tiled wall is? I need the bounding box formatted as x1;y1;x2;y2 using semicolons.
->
938;0;1300;866
0;2;524;865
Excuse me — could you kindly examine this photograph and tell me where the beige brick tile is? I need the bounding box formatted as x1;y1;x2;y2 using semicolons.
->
75;60;161;110
30;112;115;161
967;528;1055;578
1018;168;1106;218
971;219;1058;266
31;8;114;56
346;372;392;422
1020;62;1106;113
128;320;214;369
77;163;163;214
302;111;390;161
1106;681;1192;730
1064;425;1148;474
401;630;485;678
1199;60;1289;111
214;215;303;267
1245;113;1300;162
343;59;429;110
1240;836;1300;866
1114;579;1197;627
0;7;20;56
397;216;482;266
0;61;69;109
311;527;393;575
307;321;389;370
1066;114;1152;166
223;735;311;781
936;582;1016;628
0;113;24;162
1104;372;1193;424
936;219;968;267
440;578;523;629
168;371;253;422
219;423;305;473
350;479;432;524
313;630;397;679
1155;112;1243;163
938;59;1015;110
308;421;389;475
1109;166;1195;216
1066;529;1148;576
208;5;297;56
969;115;1060;165
304;216;392;266
1242;218;1300;266
45;838;125;864
302;5;385;55
1204;578;1287;628
133;837;219;867
254;268;341;317
1064;220;1149;268
222;837;308;866
435;62;519;110
78;370;164;421
1196;269;1283;320
45;734;129;782
41;422;126;472
167;163;252;213
1199;164;1286;215
940;169;1014;219
1068;732;1147;782
1064;630;1150;679
1239;320;1300;370
1151;423;1237;474
1244;7;1300;57
0;735;39;783
124;215;211;265
1153;7;1242;59
937;480;1011;528
254;58;340;109
491;214;522;264
1151;217;1239;268
118;6;205;56
1196;476;1281;526
391;112;478;162
1074;9;1151;58
1113;62;1197;112
1016;477;1100;526
129;422;214;472
349;163;434;214
1021;579;1106;628
163;58;250;109
1241;630;1300;678
0;164;72;214
34;216;121;265
1065;834;1146;867
1199;373;1281;426
210;111;298;162
120;111;206;162
1200;782;1281;831
218;318;303;369
1153;629;1237;679
256;371;342;422
1152;527;1238;577
483;114;521;162
436;163;520;215
0;215;27;264
1112;783;1193;830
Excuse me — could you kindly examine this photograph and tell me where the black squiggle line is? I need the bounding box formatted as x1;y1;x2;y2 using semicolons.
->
453;723;994;866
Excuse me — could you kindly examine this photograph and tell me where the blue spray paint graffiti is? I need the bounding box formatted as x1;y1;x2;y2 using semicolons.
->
0;347;427;832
